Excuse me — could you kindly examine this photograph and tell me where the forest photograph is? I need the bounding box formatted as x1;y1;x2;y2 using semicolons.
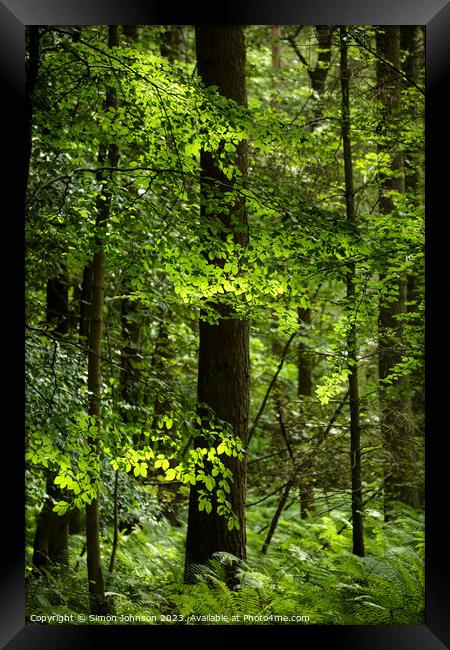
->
25;24;425;626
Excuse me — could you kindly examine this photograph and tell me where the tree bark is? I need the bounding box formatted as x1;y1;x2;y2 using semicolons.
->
85;25;119;613
340;27;364;557
184;25;250;585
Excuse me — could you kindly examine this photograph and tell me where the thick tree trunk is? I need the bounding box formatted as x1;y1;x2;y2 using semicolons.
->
376;26;410;521
184;26;250;585
85;25;119;613
340;27;364;557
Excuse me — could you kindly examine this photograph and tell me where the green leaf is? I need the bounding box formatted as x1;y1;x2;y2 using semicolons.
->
165;468;176;481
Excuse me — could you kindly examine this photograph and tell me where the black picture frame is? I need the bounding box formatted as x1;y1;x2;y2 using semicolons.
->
1;0;448;647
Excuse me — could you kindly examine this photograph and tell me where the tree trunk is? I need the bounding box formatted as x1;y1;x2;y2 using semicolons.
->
85;25;119;613
376;26;409;521
309;26;334;97
184;25;249;585
340;27;364;557
296;27;334;519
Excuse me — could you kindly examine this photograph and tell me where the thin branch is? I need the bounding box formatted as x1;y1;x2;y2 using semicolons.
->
247;330;298;446
285;32;309;69
318;390;350;442
246;480;292;507
27;166;183;204
349;30;425;96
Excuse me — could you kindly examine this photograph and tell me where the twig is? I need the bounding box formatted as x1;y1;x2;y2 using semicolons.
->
247;331;298;446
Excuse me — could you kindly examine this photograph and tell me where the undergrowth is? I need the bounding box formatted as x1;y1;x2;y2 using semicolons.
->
25;497;424;625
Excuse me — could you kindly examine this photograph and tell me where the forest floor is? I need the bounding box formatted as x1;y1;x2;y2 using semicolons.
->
25;493;424;626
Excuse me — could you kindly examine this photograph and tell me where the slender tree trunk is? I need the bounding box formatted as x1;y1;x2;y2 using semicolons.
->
340;27;364;557
261;479;294;554
184;25;250;585
85;25;119;613
261;399;295;554
296;26;334;518
376;26;408;521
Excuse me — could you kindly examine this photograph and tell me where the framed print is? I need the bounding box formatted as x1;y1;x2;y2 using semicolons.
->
1;0;448;647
